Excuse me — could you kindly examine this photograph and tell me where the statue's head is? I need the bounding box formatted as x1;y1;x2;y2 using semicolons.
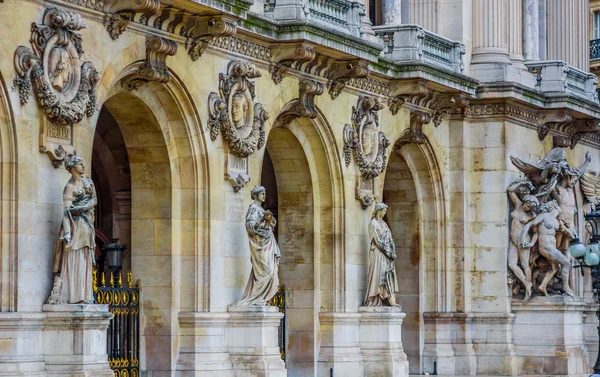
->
373;202;388;218
231;92;248;126
251;185;266;201
537;199;559;214
65;155;85;174
48;46;71;93
522;194;539;212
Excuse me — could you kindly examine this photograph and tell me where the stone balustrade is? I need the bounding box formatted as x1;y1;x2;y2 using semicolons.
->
373;24;465;74
267;0;361;35
526;60;599;103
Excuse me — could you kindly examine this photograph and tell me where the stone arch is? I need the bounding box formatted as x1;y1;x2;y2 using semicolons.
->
0;71;18;312
382;138;447;374
90;61;210;373
261;105;344;376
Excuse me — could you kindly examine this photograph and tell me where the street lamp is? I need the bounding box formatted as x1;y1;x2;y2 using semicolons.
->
569;204;600;377
102;238;126;273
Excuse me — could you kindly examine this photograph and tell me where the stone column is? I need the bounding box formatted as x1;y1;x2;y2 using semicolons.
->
523;0;540;61
410;0;437;32
472;0;511;64
383;0;403;25
546;0;589;71
508;0;525;66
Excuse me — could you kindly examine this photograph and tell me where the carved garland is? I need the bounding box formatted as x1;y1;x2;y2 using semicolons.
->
208;61;270;158
14;8;100;126
343;96;390;179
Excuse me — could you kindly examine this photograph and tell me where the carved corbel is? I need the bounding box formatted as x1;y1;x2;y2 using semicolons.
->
389;80;429;115
431;94;469;126
184;15;237;61
553;119;600;149
105;0;161;40
121;36;177;91
271;43;316;84
394;110;431;149
538;110;572;142
327;59;369;100
277;79;324;125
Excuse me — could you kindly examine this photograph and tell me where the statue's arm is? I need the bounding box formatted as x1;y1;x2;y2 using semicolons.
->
62;184;74;242
507;181;524;206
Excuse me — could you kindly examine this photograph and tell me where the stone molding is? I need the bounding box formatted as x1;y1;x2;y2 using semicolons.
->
105;0;161;40
121;36;177;91
276;79;324;125
271;43;316;84
13;7;100;126
208;61;269;158
185;16;238;61
328;59;370;100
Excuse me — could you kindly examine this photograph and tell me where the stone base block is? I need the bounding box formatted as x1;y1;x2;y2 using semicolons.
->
0;313;46;376
359;306;408;377
318;312;363;377
512;296;589;376
42;304;113;377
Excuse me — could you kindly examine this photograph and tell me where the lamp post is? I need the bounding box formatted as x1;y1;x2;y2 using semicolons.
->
569;204;600;377
102;238;126;282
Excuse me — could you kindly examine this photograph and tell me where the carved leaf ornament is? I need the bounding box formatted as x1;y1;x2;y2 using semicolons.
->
343;96;390;179
208;61;270;158
14;8;100;126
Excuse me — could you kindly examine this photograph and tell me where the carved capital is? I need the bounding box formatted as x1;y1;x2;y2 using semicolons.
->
184;16;237;61
271;43;316;84
328;59;369;100
394;110;431;149
277;79;324;125
121;36;177;90
105;0;161;40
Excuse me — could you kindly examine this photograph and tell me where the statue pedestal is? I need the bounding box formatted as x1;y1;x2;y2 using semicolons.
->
226;305;286;377
318;312;364;377
0;313;46;376
512;296;589;377
359;306;409;377
42;304;113;377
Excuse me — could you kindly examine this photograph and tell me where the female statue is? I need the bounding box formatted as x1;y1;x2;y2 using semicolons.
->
507;179;539;300
364;202;399;307
235;185;281;306
51;155;97;304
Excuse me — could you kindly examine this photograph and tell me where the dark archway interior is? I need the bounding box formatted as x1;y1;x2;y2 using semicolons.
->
261;149;279;239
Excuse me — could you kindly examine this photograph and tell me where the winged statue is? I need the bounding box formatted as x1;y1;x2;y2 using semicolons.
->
509;148;570;202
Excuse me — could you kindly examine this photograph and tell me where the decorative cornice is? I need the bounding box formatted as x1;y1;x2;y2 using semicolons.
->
277;79;324;125
121;36;177;90
271;43;316;84
328;59;370;100
394;110;431;149
211;36;272;61
464;102;540;126
346;77;390;97
184;16;238;61
105;0;161;40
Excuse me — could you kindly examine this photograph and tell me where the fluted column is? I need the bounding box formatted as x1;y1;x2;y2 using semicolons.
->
472;0;511;64
409;0;437;32
383;0;403;25
508;0;525;65
523;0;540;61
546;0;589;71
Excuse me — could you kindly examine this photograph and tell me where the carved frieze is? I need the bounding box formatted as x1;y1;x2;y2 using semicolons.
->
184;16;237;61
394;110;431;149
277;79;324;125
208;61;270;159
328;60;370;100
105;0;161;40
343;96;390;209
271;43;316;84
14;8;100;127
121;36;177;91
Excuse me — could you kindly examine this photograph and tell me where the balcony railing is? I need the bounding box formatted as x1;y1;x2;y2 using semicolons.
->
526;60;599;103
373;24;465;74
308;0;351;29
591;39;600;60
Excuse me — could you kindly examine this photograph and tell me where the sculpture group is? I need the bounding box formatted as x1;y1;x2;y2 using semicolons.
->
508;148;591;300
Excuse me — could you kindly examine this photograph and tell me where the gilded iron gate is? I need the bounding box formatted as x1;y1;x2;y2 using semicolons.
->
94;271;141;377
269;286;287;361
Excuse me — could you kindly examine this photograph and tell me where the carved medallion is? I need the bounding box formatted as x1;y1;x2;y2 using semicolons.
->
208;61;269;158
14;8;100;127
343;96;390;208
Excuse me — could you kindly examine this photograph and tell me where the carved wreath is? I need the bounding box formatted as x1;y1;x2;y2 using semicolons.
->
208;61;269;158
343;96;390;179
13;8;100;126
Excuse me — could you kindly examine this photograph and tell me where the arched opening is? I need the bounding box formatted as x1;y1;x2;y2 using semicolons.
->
382;150;422;374
262;126;315;377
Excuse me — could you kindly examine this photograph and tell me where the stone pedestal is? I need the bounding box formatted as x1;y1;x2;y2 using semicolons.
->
358;306;408;377
0;313;45;376
227;306;286;377
318;312;363;377
512;296;589;377
42;304;113;377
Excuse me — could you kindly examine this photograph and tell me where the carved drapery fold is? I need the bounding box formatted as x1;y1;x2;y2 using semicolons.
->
105;0;161;40
277;79;324;125
13;8;100;126
121;36;177;91
271;43;317;84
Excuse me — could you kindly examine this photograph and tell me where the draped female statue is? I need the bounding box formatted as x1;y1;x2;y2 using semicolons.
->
363;202;399;307
50;155;96;304
235;185;281;306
